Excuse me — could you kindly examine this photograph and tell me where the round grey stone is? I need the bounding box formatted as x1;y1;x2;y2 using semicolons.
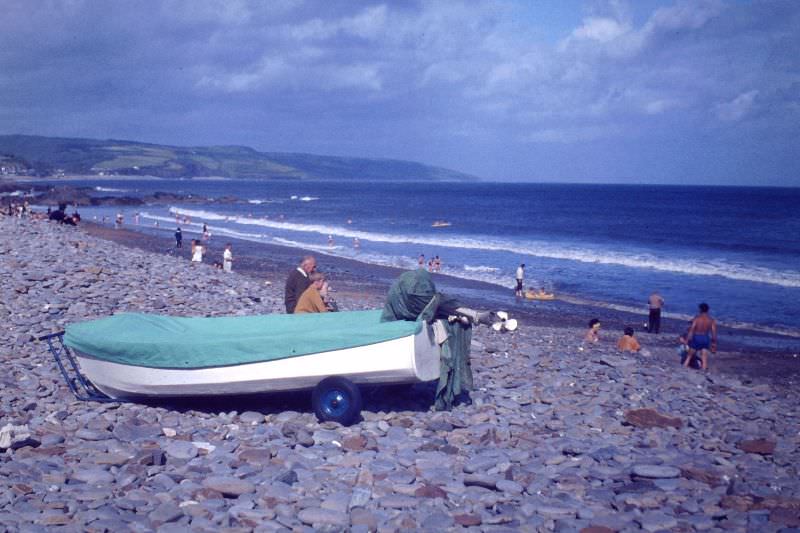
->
202;476;256;497
632;465;680;479
165;440;198;460
297;507;349;527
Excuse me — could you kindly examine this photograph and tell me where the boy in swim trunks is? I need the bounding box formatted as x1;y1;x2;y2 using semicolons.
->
683;303;717;370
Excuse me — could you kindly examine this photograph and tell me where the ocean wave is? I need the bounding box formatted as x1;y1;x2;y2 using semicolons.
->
272;237;346;253
166;206;800;289
247;198;284;205
464;264;500;273
94;186;129;192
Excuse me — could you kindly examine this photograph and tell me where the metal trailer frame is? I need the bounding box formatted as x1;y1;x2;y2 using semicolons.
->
38;331;116;403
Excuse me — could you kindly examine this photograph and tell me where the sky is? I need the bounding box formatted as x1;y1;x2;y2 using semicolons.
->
1;0;799;185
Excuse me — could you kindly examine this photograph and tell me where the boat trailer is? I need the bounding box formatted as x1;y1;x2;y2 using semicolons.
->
38;331;115;403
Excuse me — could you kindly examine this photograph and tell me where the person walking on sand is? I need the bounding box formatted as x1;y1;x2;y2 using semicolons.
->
684;303;717;370
285;255;316;313
223;243;233;273
175;227;182;248
515;263;525;297
647;291;664;333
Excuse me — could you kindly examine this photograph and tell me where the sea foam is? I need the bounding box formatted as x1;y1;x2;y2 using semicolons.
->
166;206;800;289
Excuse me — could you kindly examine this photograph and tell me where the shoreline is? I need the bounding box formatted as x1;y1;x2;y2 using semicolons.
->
82;219;800;391
6;177;799;340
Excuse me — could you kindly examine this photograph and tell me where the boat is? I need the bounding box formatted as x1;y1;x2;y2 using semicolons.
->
431;220;451;228
525;290;555;301
58;310;441;425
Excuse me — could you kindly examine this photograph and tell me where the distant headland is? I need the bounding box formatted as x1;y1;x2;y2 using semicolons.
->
0;134;480;182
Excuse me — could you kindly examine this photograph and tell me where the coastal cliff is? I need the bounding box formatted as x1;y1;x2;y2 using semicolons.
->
0;134;480;182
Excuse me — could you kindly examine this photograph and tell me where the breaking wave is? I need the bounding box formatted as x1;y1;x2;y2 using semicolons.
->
167;206;800;289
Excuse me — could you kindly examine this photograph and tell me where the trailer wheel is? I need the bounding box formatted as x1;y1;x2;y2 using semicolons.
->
312;376;362;426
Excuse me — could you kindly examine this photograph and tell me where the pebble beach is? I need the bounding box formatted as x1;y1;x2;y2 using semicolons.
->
2;213;800;532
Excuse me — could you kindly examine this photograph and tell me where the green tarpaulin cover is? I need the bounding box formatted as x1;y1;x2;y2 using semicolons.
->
64;310;420;369
381;269;473;410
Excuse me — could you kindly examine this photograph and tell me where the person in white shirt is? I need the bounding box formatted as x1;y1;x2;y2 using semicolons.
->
191;239;204;264
515;263;525;297
223;243;233;273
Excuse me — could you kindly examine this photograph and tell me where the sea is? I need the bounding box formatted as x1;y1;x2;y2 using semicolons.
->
31;179;800;338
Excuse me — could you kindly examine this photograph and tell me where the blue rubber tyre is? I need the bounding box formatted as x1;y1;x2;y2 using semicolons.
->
312;376;362;426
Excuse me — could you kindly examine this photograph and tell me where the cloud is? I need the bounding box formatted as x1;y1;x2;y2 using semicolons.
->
560;0;724;58
644;99;681;115
0;0;798;184
715;90;759;121
570;16;630;43
286;5;388;41
523;124;621;144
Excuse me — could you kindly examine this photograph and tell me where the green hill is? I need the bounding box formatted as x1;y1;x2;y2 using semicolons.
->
0;134;479;181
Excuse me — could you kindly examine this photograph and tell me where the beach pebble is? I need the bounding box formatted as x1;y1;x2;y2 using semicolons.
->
0;215;798;532
298;507;349;527
202;476;256;497
632;465;681;479
165;440;198;460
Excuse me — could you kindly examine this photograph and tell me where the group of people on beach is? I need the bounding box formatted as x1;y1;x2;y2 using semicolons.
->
326;234;361;250
513;264;554;300
284;255;338;314
16;201;723;372
583;298;718;371
2;200;84;225
185;234;234;272
5;200;33;218
418;254;442;272
170;221;232;272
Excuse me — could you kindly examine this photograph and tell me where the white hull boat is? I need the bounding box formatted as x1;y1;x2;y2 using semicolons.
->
56;310;442;424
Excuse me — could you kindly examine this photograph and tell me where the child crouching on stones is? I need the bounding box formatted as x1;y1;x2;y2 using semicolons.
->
617;326;641;352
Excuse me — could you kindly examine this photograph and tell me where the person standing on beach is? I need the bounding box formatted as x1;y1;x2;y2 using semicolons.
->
175;227;182;248
515;263;525;297
285;255;316;313
191;239;204;264
418;254;425;268
684;303;717;370
223;243;233;273
647;291;664;333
